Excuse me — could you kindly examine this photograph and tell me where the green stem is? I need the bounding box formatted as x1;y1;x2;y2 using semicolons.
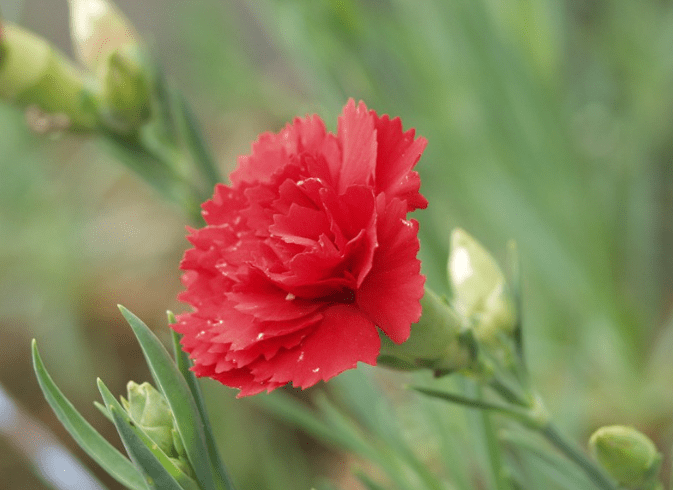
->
539;423;617;490
489;375;528;407
411;386;535;425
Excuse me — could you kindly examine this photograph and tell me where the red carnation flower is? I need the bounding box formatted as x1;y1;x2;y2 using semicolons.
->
173;99;427;396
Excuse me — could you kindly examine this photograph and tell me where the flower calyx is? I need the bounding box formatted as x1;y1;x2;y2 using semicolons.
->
377;287;477;375
0;22;98;130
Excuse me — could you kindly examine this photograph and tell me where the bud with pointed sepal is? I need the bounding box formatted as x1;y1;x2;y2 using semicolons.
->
589;425;662;489
100;47;152;132
68;0;152;132
448;228;516;346
122;381;175;456
0;23;97;130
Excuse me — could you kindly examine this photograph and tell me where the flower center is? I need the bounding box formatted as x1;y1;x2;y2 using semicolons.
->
322;287;356;304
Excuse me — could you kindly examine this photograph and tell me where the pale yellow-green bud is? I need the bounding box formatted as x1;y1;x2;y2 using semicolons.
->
68;1;150;132
0;23;97;129
378;288;475;374
68;0;138;72
122;381;176;457
448;229;516;344
589;425;662;489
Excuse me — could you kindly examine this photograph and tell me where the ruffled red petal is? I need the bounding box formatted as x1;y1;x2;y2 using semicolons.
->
334;99;377;192
371;112;428;211
356;196;425;344
173;100;427;396
249;304;380;389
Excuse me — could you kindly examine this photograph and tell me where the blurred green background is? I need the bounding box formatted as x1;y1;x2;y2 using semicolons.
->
1;0;673;489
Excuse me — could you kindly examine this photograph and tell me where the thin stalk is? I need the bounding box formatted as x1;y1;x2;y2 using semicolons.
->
539;423;617;490
411;386;535;425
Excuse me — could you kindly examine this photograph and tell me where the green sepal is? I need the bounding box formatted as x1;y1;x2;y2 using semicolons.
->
97;379;199;490
117;305;218;490
125;381;175;456
31;339;146;490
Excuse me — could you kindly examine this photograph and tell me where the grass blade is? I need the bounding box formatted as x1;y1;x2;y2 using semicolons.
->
170;324;237;490
118;305;218;490
31;340;146;490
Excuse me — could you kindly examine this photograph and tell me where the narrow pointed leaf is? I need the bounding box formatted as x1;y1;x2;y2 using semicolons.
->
170;324;236;490
97;379;200;490
31;340;146;490
109;406;184;490
118;306;217;490
354;471;388;490
173;93;222;190
501;430;596;490
94;401;113;423
314;394;415;490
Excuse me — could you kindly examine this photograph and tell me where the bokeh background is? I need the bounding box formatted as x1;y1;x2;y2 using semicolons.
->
1;0;673;489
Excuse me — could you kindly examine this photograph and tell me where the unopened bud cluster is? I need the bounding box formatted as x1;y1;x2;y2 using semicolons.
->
0;0;152;133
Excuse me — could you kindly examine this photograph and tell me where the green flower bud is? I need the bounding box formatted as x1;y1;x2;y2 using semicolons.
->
589;425;662;489
448;229;516;344
99;47;151;132
0;23;97;129
68;0;150;132
123;381;176;456
378;287;475;374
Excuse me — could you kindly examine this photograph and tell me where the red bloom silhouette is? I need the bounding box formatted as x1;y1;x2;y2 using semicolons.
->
174;100;427;396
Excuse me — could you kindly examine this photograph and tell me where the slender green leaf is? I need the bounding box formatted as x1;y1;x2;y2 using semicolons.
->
252;391;364;454
118;305;217;490
170;324;237;490
31;340;147;490
500;429;596;490
97;379;200;490
332;372;445;490
109;406;184;490
94;401;113;423
354;470;388;490
173;93;223;190
418;390;473;490
480;408;512;490
314;394;415;490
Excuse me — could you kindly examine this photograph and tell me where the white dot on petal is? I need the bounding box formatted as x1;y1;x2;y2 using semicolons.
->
285;293;296;300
